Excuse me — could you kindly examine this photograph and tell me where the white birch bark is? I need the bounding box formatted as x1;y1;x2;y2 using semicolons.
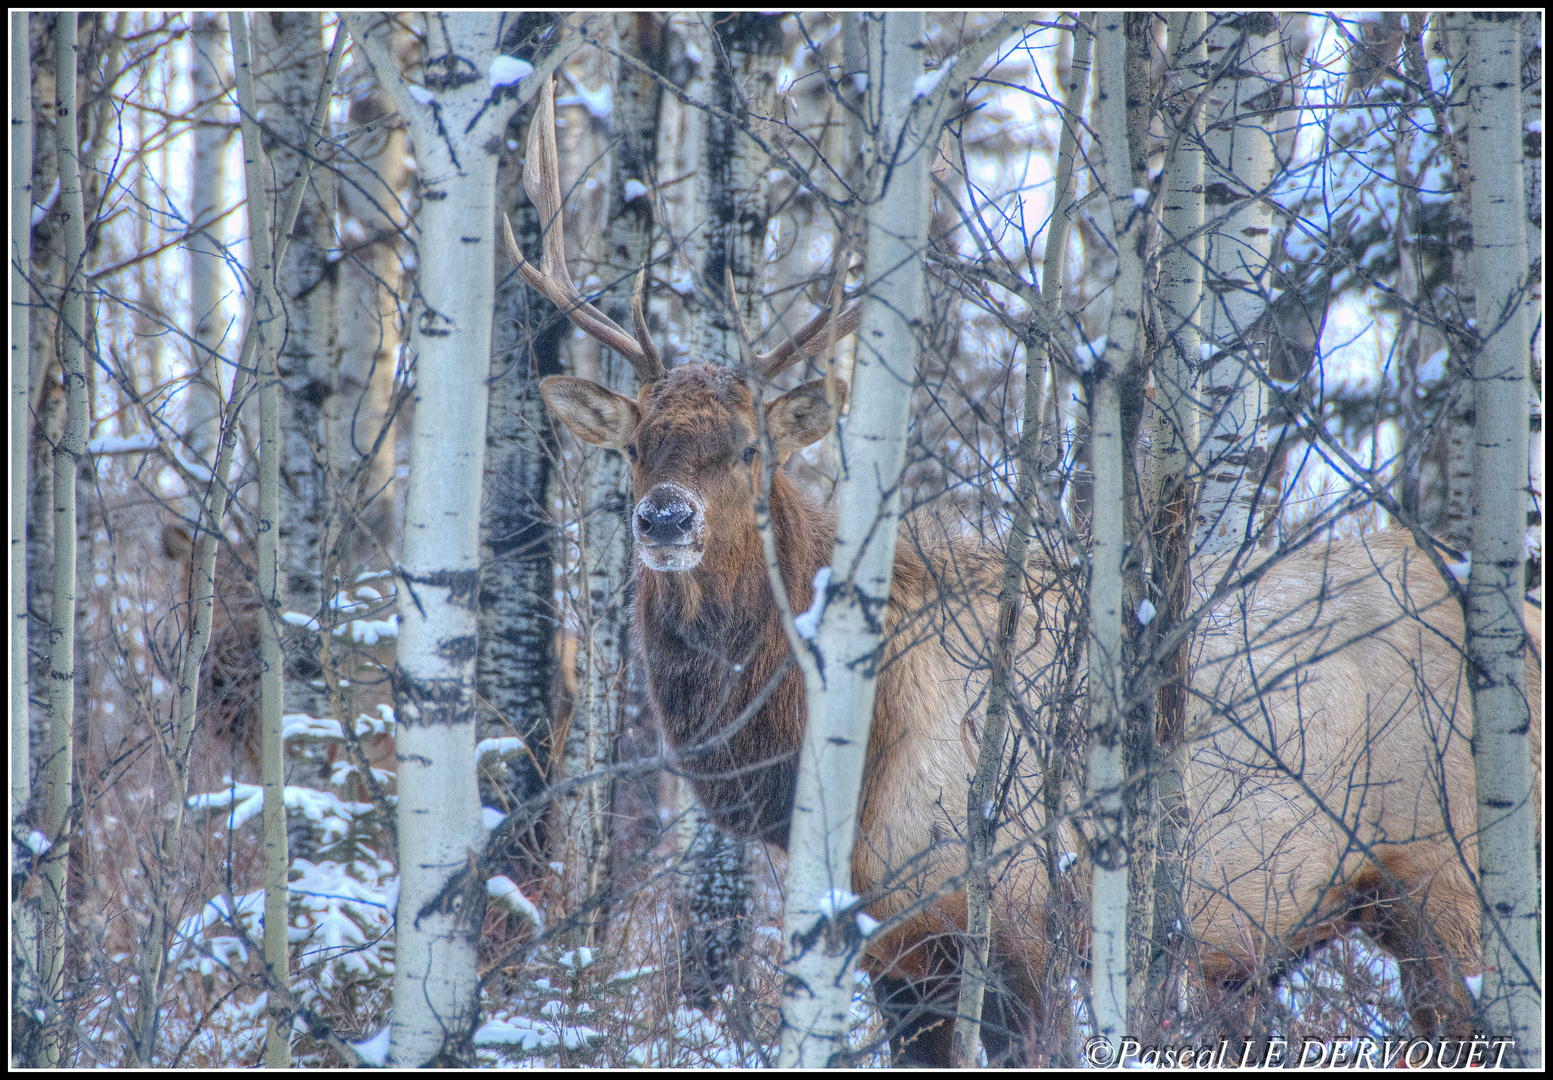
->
1439;14;1478;551
345;14;587;1065
1193;13;1282;562
1521;13;1542;602
36;15;86;1066
1086;14;1144;1051
777;12;931;1067
252;13;335;724
11;6;34;871
1463;13;1540;1067
697;13;783;363
183;11;229;472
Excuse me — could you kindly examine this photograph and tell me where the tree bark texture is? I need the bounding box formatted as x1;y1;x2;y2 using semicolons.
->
1193;12;1282;562
1463;12;1539;1067
777;12;930;1067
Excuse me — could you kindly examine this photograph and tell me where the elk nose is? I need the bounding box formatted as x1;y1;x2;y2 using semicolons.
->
637;499;695;544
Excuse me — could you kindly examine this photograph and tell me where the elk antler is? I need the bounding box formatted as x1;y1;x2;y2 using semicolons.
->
501;77;665;383
750;275;862;381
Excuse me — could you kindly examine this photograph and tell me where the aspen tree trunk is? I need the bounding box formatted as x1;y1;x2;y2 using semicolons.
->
698;12;783;360
228;14;299;1067
685;11;782;1009
1142;8;1205;1038
11;6;34;876
667;15;716;355
1117;14;1159;1036
251;13;336;725
35;15;85;1067
776;13;931;1067
1086;14;1145;1052
1438;14;1477;552
1193;13;1282;562
1396;15;1449;525
183;12;230;471
346;14;587;1065
479;114;559;853
1520;13;1542;601
1462;14;1540;1067
25;15;62;830
476;8;567;865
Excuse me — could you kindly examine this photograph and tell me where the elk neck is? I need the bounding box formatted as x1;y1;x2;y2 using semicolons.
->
632;466;834;848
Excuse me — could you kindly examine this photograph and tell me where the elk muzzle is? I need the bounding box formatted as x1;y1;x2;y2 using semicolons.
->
634;482;706;571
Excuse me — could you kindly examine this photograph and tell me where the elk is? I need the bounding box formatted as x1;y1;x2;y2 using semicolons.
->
509;79;1542;1065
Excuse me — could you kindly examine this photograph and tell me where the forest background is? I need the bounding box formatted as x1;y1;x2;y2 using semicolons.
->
10;10;1542;1068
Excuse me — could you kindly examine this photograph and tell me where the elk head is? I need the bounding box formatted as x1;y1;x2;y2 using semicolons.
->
504;78;860;574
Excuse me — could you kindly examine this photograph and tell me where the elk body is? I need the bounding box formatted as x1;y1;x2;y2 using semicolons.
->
512;80;1542;1066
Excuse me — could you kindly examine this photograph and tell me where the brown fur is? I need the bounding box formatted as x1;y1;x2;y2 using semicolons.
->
543;363;1543;1063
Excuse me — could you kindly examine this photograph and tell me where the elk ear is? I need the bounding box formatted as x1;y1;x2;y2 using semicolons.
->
540;375;642;449
766;377;846;459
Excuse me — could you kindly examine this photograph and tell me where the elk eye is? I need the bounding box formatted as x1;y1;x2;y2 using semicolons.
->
742;445;757;464
625;444;638;462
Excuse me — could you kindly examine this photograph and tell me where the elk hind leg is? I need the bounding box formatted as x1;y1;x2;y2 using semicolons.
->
1342;854;1478;1037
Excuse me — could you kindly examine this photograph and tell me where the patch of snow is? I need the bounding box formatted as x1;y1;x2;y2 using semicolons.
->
478;736;529;765
1444;553;1471;584
1131;187;1149;207
282;611;321;631
1465;973;1483;999
855;911;880;937
487;876;543;927
355;704;395;736
346;614;397;645
406;84;435;107
1269;376;1301;392
667;264;696;296
1077;335;1107;373
623;178;648;202
86;432;159;454
189;780;265;831
286;788;374;846
817;887;860;919
1057;851;1078;874
33;177;61;225
482;806;506;831
557;946;595;971
352;1026;391;1066
1136;599;1156;626
488;55;534;88
559;78;612;119
25;830;51;855
284;713;344;741
793;566;831;638
912;64;949;100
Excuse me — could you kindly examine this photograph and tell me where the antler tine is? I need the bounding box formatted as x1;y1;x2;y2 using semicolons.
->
722;265;761;372
506;78;665;384
630;266;665;378
754;271;863;379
